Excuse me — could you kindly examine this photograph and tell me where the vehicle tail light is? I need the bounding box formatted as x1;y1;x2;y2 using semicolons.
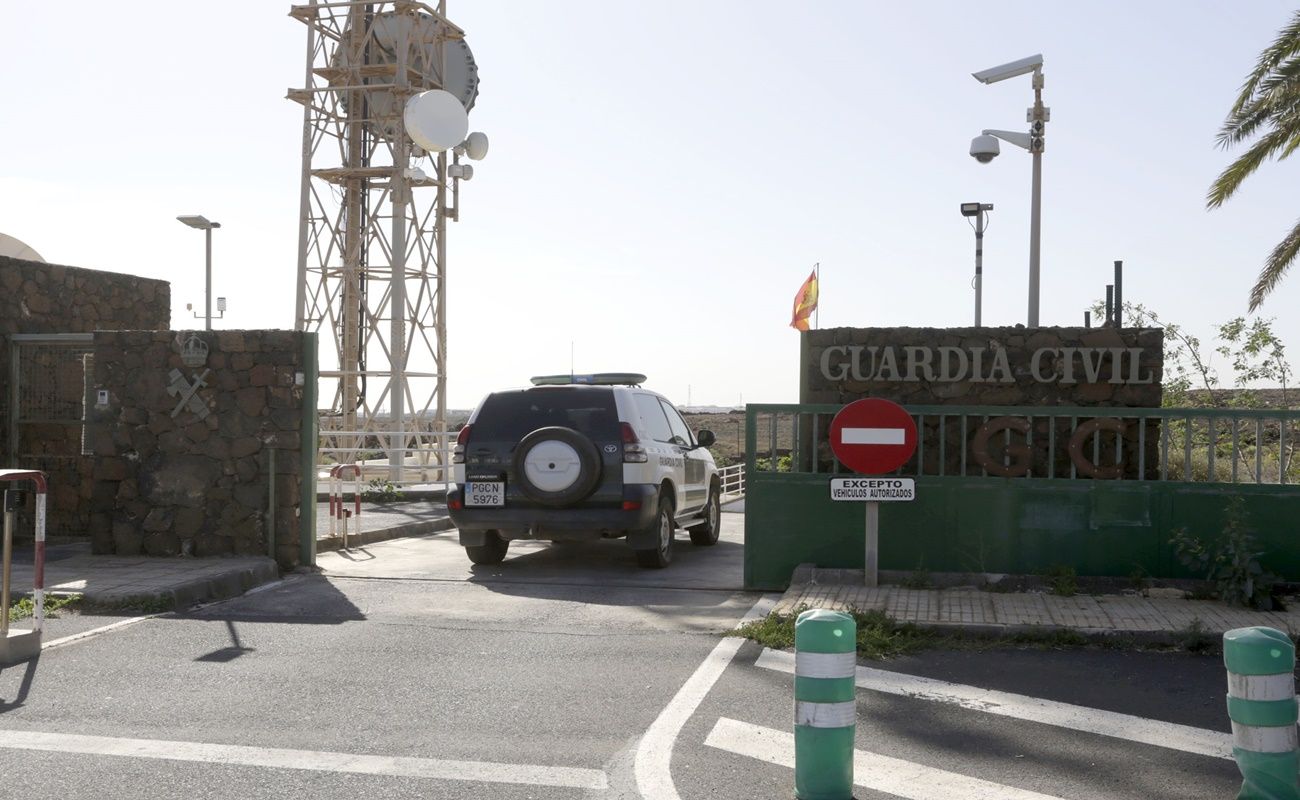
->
622;500;642;511
453;424;471;464
621;422;647;463
449;496;463;510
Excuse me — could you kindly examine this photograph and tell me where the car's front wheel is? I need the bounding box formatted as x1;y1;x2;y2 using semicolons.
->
465;530;509;565
634;498;675;569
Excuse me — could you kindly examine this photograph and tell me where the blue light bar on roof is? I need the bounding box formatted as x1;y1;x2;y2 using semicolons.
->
529;373;647;386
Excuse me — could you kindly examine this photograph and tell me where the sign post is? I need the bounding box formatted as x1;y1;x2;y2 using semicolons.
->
828;399;918;587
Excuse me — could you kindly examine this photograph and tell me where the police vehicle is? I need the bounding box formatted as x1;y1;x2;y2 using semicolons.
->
447;373;720;568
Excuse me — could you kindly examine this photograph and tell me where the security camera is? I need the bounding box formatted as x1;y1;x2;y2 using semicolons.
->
972;54;1044;84
969;134;1000;164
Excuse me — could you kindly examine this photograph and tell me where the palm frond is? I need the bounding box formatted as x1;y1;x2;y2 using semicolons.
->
1250;216;1300;310
1217;74;1300;149
1207;126;1293;208
1231;11;1300;116
1280;127;1300;159
1217;101;1278;149
1253;54;1300;99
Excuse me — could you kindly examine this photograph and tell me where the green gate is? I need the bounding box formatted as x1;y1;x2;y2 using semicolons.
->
743;403;1300;590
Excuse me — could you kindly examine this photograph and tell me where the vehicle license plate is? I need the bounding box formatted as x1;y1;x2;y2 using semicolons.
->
466;481;504;507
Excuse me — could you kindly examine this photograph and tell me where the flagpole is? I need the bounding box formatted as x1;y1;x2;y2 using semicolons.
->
813;262;820;329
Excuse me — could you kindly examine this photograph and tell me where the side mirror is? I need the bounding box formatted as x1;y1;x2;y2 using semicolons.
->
696;429;716;447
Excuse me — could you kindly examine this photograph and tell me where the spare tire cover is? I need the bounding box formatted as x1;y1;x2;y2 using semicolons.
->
513;426;602;507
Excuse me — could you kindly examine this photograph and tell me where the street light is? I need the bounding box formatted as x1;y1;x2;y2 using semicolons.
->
177;215;222;330
960;202;994;326
969;53;1048;328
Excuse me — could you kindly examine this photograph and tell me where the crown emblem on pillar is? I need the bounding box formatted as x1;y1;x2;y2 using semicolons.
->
179;334;209;368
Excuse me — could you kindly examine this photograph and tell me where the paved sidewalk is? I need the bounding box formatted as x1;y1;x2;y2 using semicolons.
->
0;501;450;611
776;565;1300;639
5;543;277;608
314;499;452;551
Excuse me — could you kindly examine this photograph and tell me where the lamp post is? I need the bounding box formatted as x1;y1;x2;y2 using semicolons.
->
960;202;993;326
969;54;1048;328
177;215;221;330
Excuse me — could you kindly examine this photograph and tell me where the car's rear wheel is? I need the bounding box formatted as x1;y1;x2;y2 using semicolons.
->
465;530;509;565
634;498;675;569
688;483;721;546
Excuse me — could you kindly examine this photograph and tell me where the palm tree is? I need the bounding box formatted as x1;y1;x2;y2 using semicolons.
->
1207;10;1300;311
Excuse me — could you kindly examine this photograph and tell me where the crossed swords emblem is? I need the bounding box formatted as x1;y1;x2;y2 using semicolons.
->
166;368;211;419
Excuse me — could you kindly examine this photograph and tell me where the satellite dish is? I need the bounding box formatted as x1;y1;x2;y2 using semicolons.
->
334;11;479;143
0;233;46;262
404;90;469;153
463;131;489;161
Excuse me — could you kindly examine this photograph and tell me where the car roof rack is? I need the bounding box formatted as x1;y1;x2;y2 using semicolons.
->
530;373;647;387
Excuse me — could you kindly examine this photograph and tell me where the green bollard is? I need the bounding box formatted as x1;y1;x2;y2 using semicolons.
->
794;609;856;800
1224;626;1300;800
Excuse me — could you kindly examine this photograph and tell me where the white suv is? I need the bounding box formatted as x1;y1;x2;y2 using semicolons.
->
447;373;720;568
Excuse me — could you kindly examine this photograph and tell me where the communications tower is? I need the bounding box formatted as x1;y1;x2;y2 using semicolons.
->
288;0;486;477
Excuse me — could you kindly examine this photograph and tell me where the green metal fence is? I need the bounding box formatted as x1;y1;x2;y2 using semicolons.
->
743;404;1300;590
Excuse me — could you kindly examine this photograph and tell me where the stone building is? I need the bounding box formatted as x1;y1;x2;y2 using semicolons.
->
0;256;169;535
1;256;315;569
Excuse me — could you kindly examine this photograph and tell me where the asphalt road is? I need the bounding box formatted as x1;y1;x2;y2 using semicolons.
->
0;515;1243;799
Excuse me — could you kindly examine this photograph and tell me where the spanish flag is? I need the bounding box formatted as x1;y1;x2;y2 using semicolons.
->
789;268;818;331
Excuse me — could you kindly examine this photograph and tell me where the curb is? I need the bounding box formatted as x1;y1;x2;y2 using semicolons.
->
316;517;455;552
81;559;280;611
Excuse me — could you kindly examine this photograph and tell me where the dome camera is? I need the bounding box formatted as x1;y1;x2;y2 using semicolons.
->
970;134;1000;164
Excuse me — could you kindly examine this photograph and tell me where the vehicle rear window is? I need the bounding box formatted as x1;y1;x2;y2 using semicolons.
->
472;388;620;441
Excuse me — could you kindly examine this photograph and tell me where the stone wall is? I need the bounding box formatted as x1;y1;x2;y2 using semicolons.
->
801;326;1164;407
89;330;308;569
0;256;170;335
0;256;170;535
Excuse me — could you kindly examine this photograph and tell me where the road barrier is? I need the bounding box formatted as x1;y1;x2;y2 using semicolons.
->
328;464;362;545
1224;626;1300;800
794;608;856;799
0;469;47;665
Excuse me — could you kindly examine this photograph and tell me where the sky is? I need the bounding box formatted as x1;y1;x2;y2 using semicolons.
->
2;1;1298;410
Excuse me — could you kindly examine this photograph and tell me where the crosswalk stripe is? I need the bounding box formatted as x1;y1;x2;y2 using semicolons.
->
0;729;607;790
755;648;1232;760
705;717;1070;800
634;593;781;800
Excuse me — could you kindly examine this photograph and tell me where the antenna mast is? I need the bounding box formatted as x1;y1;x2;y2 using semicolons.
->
289;0;482;481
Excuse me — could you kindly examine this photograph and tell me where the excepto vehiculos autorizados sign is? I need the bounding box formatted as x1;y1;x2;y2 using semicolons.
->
829;477;915;502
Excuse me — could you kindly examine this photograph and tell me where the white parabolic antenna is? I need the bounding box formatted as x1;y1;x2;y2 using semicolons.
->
0;232;46;262
463;131;489;160
404;90;469;153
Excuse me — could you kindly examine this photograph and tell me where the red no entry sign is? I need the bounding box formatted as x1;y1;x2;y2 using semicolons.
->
829;398;918;475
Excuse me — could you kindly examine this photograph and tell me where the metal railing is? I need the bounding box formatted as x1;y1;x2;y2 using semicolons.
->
317;428;453;488
718;463;746;499
746;404;1300;485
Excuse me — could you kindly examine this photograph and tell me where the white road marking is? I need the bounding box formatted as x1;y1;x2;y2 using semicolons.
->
756;648;1233;760
42;578;294;651
634;593;780;800
705;717;1071;800
41;615;160;651
0;729;607;790
841;427;906;445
